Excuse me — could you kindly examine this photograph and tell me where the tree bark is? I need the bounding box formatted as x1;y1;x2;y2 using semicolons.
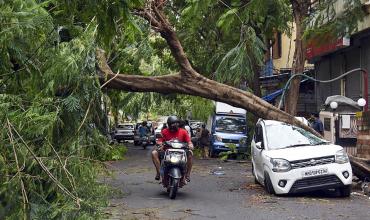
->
250;64;262;97
285;0;309;115
98;1;320;135
349;155;370;181
97;50;318;135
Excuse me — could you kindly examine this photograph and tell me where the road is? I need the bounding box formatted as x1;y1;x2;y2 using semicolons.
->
105;143;370;220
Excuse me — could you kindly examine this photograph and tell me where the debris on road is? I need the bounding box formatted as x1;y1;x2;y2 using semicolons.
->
210;166;225;175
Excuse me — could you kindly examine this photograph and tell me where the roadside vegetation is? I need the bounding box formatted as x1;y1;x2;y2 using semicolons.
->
0;1;127;218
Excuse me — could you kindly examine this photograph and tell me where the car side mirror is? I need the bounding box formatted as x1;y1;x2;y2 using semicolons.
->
255;142;264;150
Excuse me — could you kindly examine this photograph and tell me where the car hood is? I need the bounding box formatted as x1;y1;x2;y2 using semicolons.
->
265;144;343;161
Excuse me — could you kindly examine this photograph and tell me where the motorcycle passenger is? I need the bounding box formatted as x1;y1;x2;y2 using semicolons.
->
139;121;149;138
151;116;194;184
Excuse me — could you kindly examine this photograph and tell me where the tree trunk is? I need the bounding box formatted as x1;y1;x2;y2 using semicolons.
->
349;155;370;181
97;50;317;135
250;64;262;97
285;1;309;115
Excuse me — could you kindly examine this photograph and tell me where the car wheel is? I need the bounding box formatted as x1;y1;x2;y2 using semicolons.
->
134;141;139;146
264;172;275;195
338;185;351;197
251;163;259;184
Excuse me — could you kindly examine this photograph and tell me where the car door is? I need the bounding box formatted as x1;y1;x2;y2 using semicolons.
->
252;123;265;180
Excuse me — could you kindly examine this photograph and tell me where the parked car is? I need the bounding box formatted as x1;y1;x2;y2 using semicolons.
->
251;119;352;197
113;123;135;142
206;102;247;157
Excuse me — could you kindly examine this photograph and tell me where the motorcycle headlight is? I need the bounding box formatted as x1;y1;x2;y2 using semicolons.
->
270;158;291;172
214;135;222;142
170;156;180;164
335;149;349;164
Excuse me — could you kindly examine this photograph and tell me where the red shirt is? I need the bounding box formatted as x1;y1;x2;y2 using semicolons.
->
158;128;191;144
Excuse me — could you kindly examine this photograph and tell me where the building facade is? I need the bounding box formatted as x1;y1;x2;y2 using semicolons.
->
308;0;370;111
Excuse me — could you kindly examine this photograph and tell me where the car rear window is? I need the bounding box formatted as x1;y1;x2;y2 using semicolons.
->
117;125;134;129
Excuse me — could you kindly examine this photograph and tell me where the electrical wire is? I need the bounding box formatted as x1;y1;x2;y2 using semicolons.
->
278;68;367;109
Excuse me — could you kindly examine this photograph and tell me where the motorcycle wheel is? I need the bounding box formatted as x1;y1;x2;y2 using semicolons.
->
169;178;179;199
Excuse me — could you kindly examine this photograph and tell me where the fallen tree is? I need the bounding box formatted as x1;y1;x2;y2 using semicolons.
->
97;0;370;178
349;156;370;181
97;1;370;177
96;1;316;134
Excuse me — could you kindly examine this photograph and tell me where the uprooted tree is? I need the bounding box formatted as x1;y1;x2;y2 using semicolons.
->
97;1;370;177
96;0;315;133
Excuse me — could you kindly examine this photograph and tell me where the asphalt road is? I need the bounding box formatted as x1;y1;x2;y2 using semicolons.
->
105;143;370;220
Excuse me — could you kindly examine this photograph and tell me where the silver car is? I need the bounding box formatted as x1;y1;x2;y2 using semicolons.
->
113;123;135;142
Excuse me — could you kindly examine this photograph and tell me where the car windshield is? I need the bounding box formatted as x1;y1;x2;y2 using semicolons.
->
215;116;246;134
117;124;134;130
265;123;328;150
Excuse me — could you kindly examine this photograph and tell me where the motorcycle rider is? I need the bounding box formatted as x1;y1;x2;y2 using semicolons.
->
151;116;194;184
139;121;149;138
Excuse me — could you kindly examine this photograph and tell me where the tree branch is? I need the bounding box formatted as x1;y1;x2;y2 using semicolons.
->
96;49;321;136
136;2;197;77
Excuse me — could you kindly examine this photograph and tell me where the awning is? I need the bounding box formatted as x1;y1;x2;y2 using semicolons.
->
262;89;283;102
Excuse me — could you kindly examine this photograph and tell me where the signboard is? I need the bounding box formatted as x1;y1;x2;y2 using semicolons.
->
306;37;350;60
339;114;357;139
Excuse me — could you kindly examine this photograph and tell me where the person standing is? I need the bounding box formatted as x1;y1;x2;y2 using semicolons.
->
310;113;324;136
199;124;210;159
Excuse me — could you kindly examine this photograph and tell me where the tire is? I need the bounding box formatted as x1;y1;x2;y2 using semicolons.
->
142;144;147;150
134;141;139;146
169;178;179;199
338;185;351;197
264;173;275;195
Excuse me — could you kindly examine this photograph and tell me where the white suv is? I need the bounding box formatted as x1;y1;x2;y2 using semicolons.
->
251;119;352;197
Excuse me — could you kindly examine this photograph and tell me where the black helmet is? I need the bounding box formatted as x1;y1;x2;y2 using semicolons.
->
167;116;179;126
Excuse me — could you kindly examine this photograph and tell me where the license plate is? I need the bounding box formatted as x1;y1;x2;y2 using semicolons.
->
302;168;328;177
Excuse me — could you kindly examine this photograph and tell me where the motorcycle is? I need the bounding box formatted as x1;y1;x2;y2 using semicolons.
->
140;135;150;149
160;139;188;199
